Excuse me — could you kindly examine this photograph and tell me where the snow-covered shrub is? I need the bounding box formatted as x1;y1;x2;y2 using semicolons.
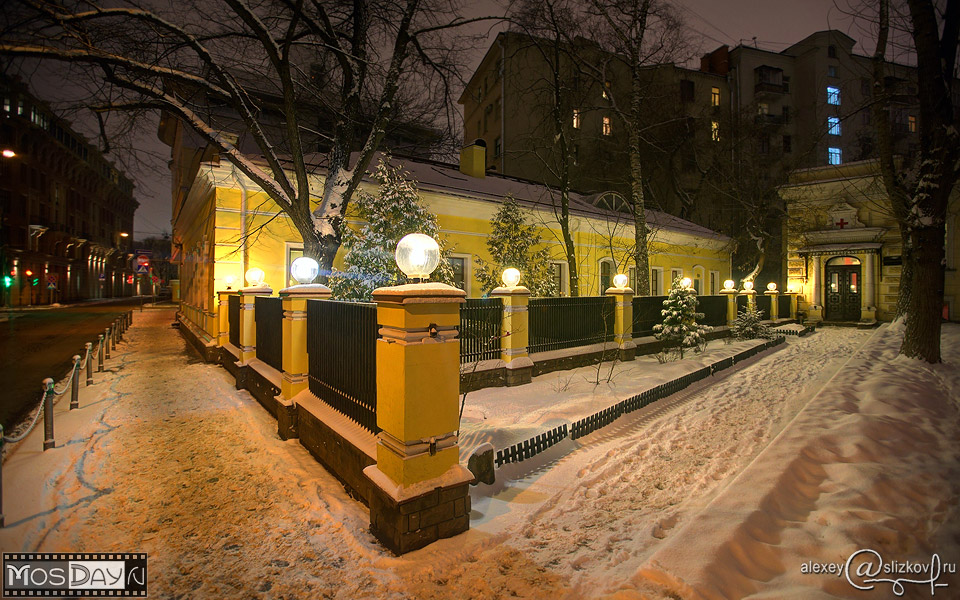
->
731;307;773;340
474;196;558;297
653;276;712;359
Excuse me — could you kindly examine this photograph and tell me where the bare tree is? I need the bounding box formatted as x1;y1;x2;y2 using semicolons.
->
1;0;497;273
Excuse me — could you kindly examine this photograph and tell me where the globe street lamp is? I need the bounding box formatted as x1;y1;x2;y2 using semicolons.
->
501;267;521;288
395;233;440;281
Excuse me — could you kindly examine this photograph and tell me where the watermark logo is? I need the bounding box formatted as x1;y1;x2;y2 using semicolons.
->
802;549;956;596
3;553;147;597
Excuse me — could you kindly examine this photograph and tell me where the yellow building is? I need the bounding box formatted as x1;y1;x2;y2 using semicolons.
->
780;159;960;323
173;145;733;342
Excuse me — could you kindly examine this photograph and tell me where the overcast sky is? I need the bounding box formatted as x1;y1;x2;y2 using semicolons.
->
27;0;858;239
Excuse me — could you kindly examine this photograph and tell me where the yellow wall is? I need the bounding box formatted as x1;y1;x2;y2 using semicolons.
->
176;163;732;337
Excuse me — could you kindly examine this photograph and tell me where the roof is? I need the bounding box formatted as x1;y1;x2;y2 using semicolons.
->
299;151;729;241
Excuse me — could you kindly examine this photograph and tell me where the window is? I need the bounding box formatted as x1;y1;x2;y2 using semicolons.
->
2;97;9;112
758;103;769;115
629;267;637;292
572;108;581;129
447;256;466;292
670;268;682;286
828;65;838;78
286;246;304;288
782;106;790;123
711;87;720;106
828;45;837;58
711;120;720;142
759;136;770;155
680;80;695;103
709;271;719;295
650;268;662;296
600;260;613;292
693;276;702;294
602;80;612;99
573;144;579;165
602;116;612;136
827;86;841;106
828;116;841;136
783;135;792;153
782;75;790;92
551;261;567;296
908;115;917;133
828;147;842;165
494;136;501;157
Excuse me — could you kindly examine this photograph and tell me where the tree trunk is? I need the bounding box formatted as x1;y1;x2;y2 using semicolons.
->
894;223;914;320
560;200;580;296
899;223;944;362
629;145;650;295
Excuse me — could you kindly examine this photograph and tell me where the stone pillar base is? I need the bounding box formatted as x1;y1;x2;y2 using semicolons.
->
276;397;298;440
364;465;474;555
504;357;533;387
806;306;823;323
618;341;637;362
860;307;877;322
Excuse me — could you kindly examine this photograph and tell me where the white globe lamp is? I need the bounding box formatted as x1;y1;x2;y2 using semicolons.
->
613;273;629;289
680;277;692;289
395;233;440;280
501;267;521;288
723;279;735;290
766;282;777;292
224;274;236;290
743;280;754;291
291;256;320;285
245;267;265;288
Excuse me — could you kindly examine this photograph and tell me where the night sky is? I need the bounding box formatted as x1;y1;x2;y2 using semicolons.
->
25;0;853;239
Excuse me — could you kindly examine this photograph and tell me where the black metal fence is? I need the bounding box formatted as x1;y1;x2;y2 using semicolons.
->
698;295;728;327
460;298;503;363
528;296;615;354
736;294;749;314
779;294;792;318
228;295;240;347
632;296;667;338
255;296;283;371
756;294;771;319
307;299;379;433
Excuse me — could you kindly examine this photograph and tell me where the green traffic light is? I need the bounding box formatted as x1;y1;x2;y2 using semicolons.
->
2;276;12;288
32;278;39;286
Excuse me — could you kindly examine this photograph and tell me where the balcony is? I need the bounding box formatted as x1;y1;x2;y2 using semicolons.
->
754;81;786;96
754;113;786;127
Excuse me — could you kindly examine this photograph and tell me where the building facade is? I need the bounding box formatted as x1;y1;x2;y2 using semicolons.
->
780;160;959;323
0;76;138;307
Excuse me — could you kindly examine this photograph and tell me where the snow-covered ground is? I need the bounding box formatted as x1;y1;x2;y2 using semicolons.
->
2;311;957;599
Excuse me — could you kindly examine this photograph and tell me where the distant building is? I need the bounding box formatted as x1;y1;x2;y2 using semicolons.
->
0;76;138;306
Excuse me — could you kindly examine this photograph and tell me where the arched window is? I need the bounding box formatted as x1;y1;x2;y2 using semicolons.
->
692;265;705;294
594;191;630;213
826;256;860;266
599;259;614;293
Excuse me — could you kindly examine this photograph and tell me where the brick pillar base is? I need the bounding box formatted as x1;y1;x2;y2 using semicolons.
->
276;398;298;440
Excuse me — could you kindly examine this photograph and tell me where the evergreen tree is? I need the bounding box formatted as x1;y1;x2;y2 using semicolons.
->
731;307;773;340
474;196;558;297
653;276;711;358
329;157;454;300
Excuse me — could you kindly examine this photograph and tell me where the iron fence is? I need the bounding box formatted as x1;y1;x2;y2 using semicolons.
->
528;296;614;354
460;298;503;363
228;295;240;347
307;299;379;432
756;294;772;319
632;296;667;338
736;294;749;314
779;294;792;318
255;296;283;372
697;295;728;327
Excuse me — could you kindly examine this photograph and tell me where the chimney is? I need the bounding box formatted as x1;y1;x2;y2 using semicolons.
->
459;139;487;178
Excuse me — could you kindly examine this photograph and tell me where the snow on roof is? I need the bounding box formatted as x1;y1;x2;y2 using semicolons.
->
299;151;728;241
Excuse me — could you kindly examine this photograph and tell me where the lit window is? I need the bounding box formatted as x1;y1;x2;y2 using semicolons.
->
602;116;612;136
711;120;720;141
602;80;612;99
828;65;837;78
2;97;8;113
827;86;841;105
711;87;720;106
828;147;842;165
828;116;841;135
758;103;769;115
572;108;581;129
908;115;917;133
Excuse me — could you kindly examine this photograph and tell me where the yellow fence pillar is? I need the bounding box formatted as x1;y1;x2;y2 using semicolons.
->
238;286;273;363
605;286;636;361
766;289;779;320
217;290;238;348
739;287;757;313
490;285;533;386
721;287;738;326
787;292;799;320
363;283;474;555
275;284;331;440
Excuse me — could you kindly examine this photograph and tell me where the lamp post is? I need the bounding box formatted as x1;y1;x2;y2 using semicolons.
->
720;278;738;326
365;233;473;554
606;273;636;361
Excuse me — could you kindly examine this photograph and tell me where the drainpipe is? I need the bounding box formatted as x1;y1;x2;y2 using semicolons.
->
233;166;249;275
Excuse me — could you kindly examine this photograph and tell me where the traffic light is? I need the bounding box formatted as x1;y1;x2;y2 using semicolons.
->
2;275;11;288
25;269;33;277
32;278;39;286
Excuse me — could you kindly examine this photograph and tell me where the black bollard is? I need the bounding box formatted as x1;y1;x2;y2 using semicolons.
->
70;355;81;410
42;378;55;451
98;334;105;372
85;342;93;385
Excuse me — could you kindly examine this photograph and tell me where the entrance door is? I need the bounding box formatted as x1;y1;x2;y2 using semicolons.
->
825;258;861;321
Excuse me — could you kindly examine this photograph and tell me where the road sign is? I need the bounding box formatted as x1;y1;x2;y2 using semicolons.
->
135;249;153;257
47;283;56;290
98;274;106;281
46;274;58;284
136;255;150;267
136;264;150;274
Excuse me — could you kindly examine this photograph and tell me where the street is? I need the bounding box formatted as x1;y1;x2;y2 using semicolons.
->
0;298;156;429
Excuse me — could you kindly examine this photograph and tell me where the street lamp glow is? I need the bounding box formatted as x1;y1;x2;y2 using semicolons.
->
787;283;797;293
680;277;692;289
613;273;629;289
743;280;754;291
766;282;777;291
224;275;236;290
723;279;735;290
2;149;15;158
395;233;440;279
244;267;265;287
119;232;129;238
291;256;320;285
502;267;521;288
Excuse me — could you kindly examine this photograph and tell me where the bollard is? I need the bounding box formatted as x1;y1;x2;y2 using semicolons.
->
105;328;111;359
85;342;93;385
98;334;105;372
0;424;4;527
42;378;55;451
112;321;118;350
70;355;81;410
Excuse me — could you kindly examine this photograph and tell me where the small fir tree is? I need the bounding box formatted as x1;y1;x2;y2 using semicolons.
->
329;156;454;300
731;307;773;340
475;196;559;296
653;276;711;358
